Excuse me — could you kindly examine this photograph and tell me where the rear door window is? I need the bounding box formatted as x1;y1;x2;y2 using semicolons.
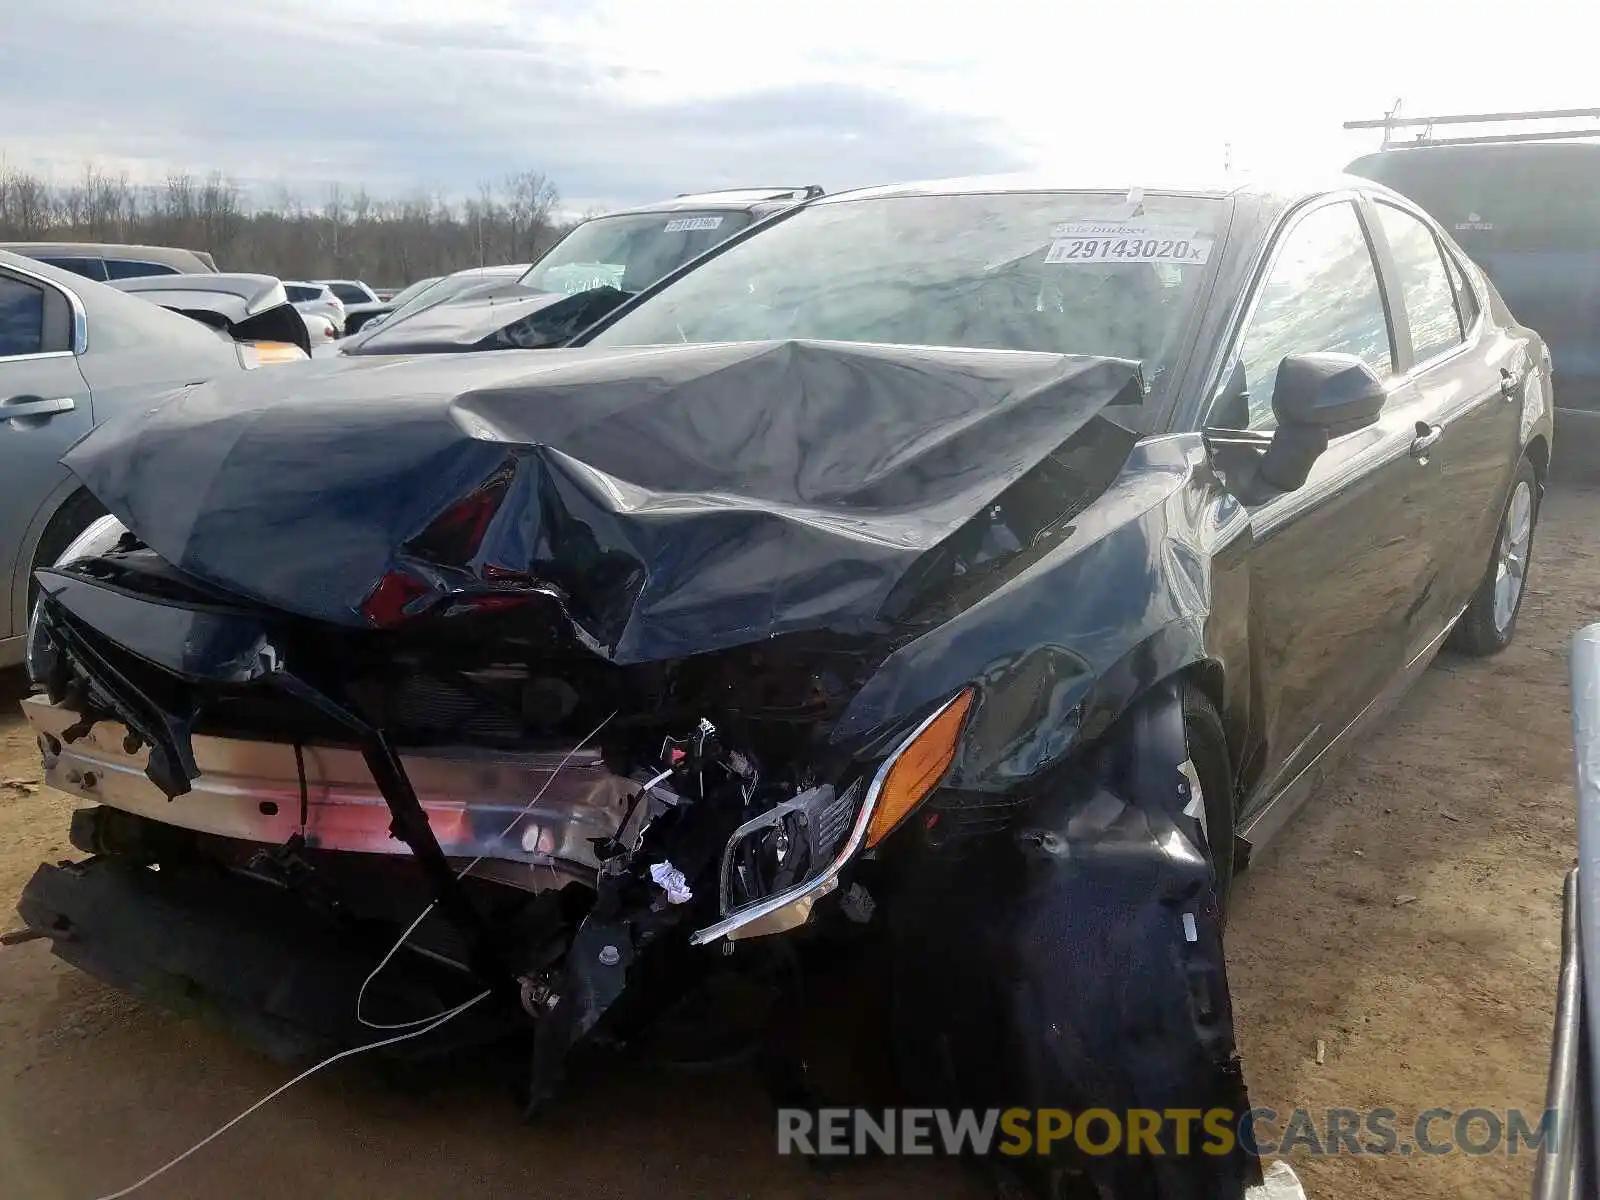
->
0;276;45;357
1349;147;1600;389
1374;203;1465;364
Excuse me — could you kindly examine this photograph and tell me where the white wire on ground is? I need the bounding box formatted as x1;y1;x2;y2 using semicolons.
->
91;990;489;1200
355;709;618;1031
92;709;623;1198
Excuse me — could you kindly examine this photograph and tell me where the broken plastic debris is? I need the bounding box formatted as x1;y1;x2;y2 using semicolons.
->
1244;1159;1309;1200
1177;759;1207;843
840;882;876;924
1181;911;1198;943
649;861;693;904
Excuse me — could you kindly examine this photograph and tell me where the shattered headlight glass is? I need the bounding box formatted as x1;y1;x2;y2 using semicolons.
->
26;515;131;683
718;780;863;915
695;687;974;944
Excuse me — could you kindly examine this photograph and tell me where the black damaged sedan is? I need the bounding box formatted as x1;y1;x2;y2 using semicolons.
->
17;174;1550;1200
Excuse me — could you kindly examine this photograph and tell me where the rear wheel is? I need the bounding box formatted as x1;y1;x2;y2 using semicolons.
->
1449;457;1539;657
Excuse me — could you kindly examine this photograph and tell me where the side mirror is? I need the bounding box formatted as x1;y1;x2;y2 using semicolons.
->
1259;352;1385;491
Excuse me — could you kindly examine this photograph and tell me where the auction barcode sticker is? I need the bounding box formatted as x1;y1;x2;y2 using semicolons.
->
1045;221;1213;266
663;216;723;233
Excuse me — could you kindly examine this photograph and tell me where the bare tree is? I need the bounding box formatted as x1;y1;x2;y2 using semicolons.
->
504;169;561;261
0;154;578;285
0;160;55;238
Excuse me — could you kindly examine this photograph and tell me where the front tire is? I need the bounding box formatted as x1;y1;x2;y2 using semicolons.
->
1449;457;1539;657
1182;685;1236;903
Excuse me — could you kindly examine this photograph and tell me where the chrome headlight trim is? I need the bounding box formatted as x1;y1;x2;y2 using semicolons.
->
688;690;969;945
26;513;129;682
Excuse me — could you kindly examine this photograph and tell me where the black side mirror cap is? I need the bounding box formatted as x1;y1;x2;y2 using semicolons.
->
1258;353;1386;491
1271;352;1386;432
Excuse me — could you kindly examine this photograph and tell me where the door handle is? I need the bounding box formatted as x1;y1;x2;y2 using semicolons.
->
1;396;75;420
1500;367;1521;400
1411;422;1443;457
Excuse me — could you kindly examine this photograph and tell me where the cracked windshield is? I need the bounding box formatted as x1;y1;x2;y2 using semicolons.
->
590;191;1221;404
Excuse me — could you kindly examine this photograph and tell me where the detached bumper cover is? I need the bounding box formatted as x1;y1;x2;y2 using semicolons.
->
15;856;514;1063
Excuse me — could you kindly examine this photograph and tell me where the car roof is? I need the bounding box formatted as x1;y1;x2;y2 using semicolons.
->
445;263;531;278
604;187;823;216
805;170;1426;227
1349;139;1600;166
816;173;1242;203
0;240;217;271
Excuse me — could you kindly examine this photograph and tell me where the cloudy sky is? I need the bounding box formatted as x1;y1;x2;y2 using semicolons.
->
6;0;1596;212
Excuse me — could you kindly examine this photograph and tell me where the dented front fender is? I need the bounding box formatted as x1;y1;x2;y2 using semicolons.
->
885;679;1258;1198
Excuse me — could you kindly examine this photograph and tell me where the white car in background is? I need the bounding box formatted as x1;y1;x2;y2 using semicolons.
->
316;278;392;335
300;311;339;347
283;281;346;335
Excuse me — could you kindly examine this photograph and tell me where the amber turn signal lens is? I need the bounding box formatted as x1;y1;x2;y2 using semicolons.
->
864;688;974;848
238;340;309;368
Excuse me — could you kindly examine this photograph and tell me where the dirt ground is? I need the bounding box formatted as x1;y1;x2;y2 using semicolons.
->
1;487;1594;1200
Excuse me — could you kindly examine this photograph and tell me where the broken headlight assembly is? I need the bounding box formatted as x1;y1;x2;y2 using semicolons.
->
693;687;974;944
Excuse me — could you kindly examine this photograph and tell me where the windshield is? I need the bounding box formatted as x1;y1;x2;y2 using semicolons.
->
587;192;1223;401
382;271;509;325
520;210;752;296
386;277;441;309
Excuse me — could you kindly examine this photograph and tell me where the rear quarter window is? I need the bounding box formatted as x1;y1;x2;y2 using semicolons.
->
105;259;180;280
36;256;107;282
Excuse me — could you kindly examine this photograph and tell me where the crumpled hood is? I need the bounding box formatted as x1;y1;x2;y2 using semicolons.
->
63;339;1141;664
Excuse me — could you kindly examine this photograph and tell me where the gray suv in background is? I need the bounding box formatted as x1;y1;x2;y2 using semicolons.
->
0;241;218;281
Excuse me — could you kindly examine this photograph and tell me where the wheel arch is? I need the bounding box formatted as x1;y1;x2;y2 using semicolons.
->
11;483;105;638
1526;431;1550;484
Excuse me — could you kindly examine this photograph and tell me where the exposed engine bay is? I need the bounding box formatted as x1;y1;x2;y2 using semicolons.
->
22;518;973;1117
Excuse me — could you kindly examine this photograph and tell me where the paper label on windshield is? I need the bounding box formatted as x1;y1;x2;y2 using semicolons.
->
1046;221;1212;266
662;216;723;233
